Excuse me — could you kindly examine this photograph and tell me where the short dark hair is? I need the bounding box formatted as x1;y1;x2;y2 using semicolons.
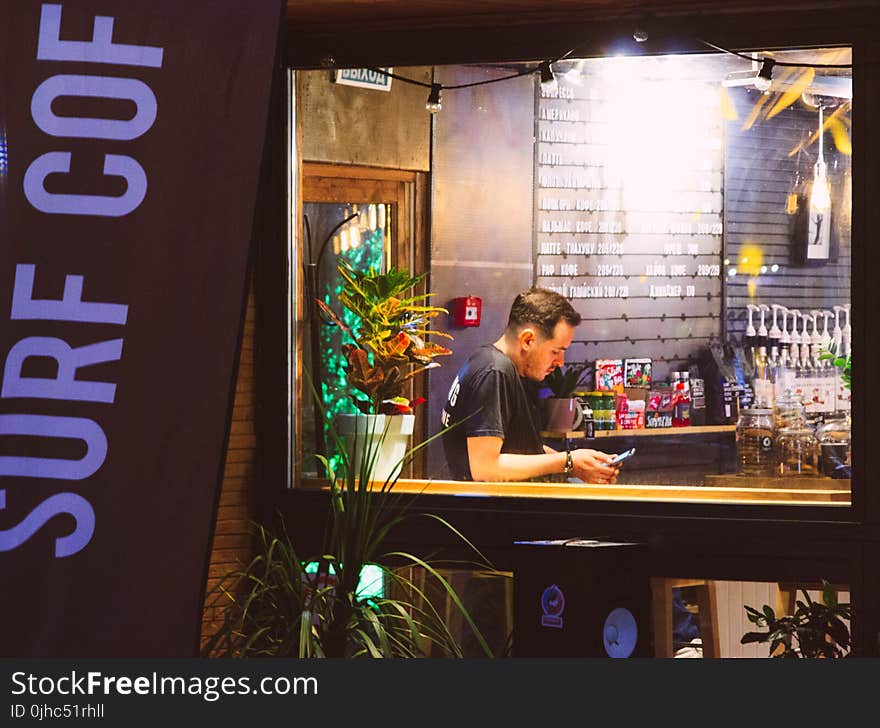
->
506;287;581;339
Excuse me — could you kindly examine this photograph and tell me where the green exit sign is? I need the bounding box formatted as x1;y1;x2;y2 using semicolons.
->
333;67;393;91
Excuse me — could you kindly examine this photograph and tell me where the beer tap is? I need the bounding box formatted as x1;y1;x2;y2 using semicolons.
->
769;304;784;342
809;309;829;351
819;310;833;349
841;303;851;356
832;305;844;353
777;305;791;347
805;312;820;363
744;304;758;363
757;304;769;345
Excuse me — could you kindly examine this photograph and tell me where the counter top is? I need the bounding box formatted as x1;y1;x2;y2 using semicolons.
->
300;477;850;505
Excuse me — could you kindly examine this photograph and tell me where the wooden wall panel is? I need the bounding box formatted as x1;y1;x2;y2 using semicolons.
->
200;284;258;649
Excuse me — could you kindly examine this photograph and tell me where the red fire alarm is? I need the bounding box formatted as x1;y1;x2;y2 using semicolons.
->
452;296;482;327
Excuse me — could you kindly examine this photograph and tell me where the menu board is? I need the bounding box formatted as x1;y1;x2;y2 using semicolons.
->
534;57;724;377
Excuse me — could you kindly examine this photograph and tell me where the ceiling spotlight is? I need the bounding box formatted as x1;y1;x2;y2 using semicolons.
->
425;83;442;113
539;62;558;95
754;58;775;92
633;28;648;43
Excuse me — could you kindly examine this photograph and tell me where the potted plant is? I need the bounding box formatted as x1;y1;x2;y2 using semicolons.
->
541;362;592;432
317;259;452;481
740;581;852;658
202;411;498;658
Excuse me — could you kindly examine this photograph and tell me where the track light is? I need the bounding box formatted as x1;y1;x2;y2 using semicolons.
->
539;62;558;95
425;83;442;113
755;58;775;92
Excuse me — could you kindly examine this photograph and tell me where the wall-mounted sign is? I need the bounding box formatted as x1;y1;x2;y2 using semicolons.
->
534;58;724;376
333;67;393;92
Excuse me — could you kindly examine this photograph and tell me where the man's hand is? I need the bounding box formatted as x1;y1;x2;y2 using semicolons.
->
571;449;619;484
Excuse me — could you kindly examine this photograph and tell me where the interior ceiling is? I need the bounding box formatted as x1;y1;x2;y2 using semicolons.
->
285;0;869;28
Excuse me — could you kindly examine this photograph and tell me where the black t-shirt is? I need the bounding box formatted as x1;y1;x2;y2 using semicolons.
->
441;345;544;480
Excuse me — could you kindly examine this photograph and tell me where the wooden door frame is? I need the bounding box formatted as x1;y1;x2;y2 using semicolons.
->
297;162;430;481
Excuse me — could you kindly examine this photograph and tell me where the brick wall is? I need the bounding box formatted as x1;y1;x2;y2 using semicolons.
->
200;285;257;649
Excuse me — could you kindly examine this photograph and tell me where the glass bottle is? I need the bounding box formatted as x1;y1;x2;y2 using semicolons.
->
816;415;851;479
672;371;690;427
773;347;793;404
735;408;775;477
752;346;774;409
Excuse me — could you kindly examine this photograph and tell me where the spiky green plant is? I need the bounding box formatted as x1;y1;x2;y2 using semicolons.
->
543;361;592;398
202;378;499;659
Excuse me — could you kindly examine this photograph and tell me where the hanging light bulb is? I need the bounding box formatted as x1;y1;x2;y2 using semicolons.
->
810;105;832;214
539;62;558;95
425;83;442;113
340;228;349;252
368;204;377;231
754;58;775;92
810;162;831;213
349;224;360;249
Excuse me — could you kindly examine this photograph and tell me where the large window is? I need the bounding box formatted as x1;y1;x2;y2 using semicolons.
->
290;46;854;505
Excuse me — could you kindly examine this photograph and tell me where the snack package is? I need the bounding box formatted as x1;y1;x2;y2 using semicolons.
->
595;359;624;393
624;358;652;387
645;385;675;428
617;398;645;430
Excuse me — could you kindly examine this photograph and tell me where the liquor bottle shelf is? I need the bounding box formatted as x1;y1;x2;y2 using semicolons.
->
541;425;736;439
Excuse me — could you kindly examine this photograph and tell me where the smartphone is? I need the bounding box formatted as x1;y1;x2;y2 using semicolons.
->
609;447;636;465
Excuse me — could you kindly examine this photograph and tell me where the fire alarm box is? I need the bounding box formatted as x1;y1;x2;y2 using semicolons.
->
452;296;482;327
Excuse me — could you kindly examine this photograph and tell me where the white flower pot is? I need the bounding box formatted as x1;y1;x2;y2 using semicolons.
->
336;413;415;482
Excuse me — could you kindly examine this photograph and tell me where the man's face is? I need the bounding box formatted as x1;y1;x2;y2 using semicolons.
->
520;320;576;382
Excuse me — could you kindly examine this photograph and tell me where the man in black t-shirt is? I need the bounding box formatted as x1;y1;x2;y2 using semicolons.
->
441;287;619;483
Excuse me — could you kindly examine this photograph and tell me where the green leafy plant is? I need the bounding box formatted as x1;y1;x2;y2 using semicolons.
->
317;259;453;415
819;347;851;391
543;362;592;398
741;582;852;658
202;392;499;659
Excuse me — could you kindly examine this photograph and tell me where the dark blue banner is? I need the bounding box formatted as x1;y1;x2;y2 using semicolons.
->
0;1;280;655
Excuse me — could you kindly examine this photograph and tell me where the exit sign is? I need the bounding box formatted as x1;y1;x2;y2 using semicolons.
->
333;67;393;91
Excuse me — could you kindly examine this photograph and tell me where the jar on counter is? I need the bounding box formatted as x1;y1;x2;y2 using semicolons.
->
736;408;775;476
816;415;851;479
776;426;818;477
773;391;806;431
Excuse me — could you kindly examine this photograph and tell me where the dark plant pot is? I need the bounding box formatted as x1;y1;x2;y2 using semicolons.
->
543;397;583;432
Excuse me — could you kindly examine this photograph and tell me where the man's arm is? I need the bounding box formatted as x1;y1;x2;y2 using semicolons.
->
468;437;620;483
468;436;567;481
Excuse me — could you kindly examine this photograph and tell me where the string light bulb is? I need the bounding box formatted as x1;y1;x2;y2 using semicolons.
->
754;58;775;92
426;83;442;113
539;62;558;95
